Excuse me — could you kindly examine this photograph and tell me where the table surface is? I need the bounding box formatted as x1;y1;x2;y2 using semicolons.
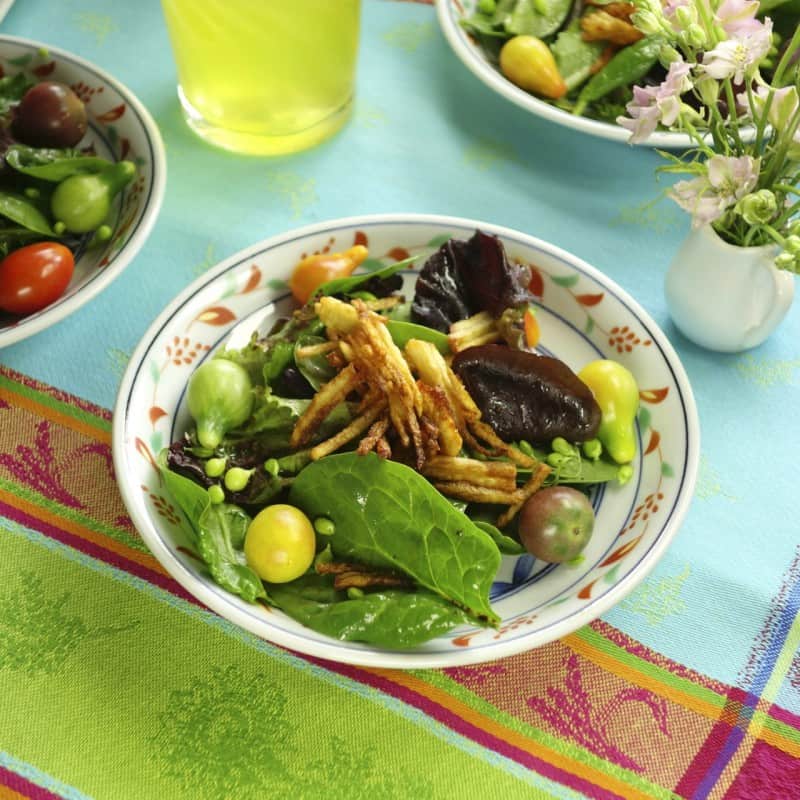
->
1;2;799;799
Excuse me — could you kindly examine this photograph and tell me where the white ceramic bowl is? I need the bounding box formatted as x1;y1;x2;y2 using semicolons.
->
113;214;699;669
0;35;165;347
435;0;694;149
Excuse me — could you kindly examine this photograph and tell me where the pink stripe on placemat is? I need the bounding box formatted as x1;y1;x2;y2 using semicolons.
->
0;764;64;800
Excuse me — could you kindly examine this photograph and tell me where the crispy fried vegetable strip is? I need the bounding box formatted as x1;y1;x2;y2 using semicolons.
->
316;296;359;334
448;311;500;353
291;363;361;449
581;11;643;45
295;340;340;359
591;1;635;20
357;413;391;455
333;572;412;590
590;45;617;75
468;419;537;468
419;383;462;456
365;296;403;312
310;400;387;461
375;436;392;459
433;481;524;506
496;462;553;529
423;456;517;491
315;561;413;590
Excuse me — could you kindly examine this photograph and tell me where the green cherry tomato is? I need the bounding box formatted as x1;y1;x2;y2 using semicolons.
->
0;242;74;315
244;504;316;583
518;486;595;563
50;160;136;233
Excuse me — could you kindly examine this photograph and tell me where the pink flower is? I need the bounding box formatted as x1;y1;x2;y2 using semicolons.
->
715;0;761;36
618;61;693;143
669;155;760;226
701;19;774;83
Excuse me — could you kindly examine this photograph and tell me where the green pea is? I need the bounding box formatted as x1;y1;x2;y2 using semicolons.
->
264;458;280;477
314;517;336;536
347;587;365;599
551;437;575;456
24;187;40;199
207;485;225;505
224;467;253;492
204;457;226;478
517;440;535;458
617;464;634;485
546;452;571;469
478;0;496;13
582;439;603;461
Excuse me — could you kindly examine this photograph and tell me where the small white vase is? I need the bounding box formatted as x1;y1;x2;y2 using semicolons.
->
665;225;795;352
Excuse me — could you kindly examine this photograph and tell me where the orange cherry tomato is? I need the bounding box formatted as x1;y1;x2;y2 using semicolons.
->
524;305;540;348
288;245;368;304
0;242;75;315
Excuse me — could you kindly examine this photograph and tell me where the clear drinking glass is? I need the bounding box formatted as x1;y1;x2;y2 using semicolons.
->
161;1;361;155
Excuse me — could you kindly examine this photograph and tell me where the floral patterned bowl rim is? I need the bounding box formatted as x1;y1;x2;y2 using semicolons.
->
434;0;694;149
113;213;700;669
0;35;166;347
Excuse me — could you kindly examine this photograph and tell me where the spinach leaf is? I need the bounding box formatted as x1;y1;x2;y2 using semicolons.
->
267;574;470;648
0;73;34;115
0;190;56;235
158;452;266;602
386;319;450;354
474;520;526;555
503;0;575;40
316;255;417;298
551;25;606;93
6;145;112;182
289;452;501;624
294;333;337;391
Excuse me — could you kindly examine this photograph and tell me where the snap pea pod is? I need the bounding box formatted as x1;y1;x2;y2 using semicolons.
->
6;145;112;182
0;190;57;236
573;37;663;117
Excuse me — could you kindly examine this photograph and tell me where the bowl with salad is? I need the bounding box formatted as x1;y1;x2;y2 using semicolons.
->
113;214;699;668
0;35;165;347
436;0;695;146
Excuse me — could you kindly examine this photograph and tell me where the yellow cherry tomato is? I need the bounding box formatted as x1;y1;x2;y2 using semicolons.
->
244;504;316;583
288;245;369;305
499;35;567;100
577;359;639;465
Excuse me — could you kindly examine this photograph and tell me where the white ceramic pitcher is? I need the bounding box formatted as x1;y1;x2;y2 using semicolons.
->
665;225;795;352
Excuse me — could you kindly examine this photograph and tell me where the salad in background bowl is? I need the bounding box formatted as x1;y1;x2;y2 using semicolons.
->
113;214;699;669
0;35;165;347
436;0;696;147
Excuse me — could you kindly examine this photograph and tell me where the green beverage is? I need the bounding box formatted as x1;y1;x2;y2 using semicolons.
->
161;0;361;155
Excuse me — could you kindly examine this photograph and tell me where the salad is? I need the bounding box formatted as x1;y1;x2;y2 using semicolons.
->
458;0;789;126
0;58;135;318
160;231;640;648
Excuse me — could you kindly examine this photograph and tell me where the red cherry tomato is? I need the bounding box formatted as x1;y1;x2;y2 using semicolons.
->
0;242;75;315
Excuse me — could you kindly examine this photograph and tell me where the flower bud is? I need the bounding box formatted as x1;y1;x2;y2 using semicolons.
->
775;252;797;271
659;44;683;67
632;9;664;36
736;190;778;225
674;5;697;28
685;23;707;48
694;75;720;108
785;235;800;255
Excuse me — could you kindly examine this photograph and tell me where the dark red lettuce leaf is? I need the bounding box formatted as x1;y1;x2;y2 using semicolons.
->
411;231;533;332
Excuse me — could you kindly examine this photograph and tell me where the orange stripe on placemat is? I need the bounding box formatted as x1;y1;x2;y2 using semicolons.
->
0;487;166;576
565;633;722;720
0;384;110;445
564;634;800;758
368;667;655;800
0;784;28;800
